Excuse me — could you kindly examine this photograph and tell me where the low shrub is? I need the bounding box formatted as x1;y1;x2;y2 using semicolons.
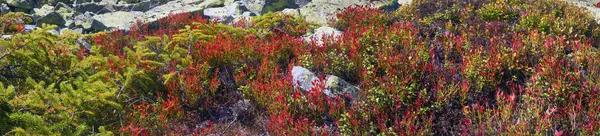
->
1;0;600;135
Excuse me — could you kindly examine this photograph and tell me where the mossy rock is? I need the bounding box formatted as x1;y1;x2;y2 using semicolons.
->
262;0;299;13
36;12;66;27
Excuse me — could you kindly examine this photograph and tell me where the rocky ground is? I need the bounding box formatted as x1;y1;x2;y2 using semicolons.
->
0;0;413;35
2;0;600;35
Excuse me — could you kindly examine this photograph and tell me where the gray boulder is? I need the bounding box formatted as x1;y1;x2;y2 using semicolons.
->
203;7;229;20
261;0;299;13
33;5;54;19
1;3;10;14
43;0;71;6
323;75;359;98
303;26;342;46
242;0;305;15
130;1;155;11
5;0;35;10
294;0;309;8
93;0;225;30
37;12;66;27
75;3;110;14
203;1;242;20
54;2;74;11
299;0;368;25
291;66;359;98
298;0;398;25
69;12;108;33
93;11;143;30
142;0;224;21
231;11;254;24
241;0;265;15
292;66;320;92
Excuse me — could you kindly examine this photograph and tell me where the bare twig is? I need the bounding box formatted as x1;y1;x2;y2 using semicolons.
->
219;117;237;135
116;84;125;100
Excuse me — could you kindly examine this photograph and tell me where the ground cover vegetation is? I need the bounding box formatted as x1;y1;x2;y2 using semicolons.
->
2;0;600;135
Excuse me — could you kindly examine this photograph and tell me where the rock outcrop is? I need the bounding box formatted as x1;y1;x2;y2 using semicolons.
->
2;0;405;33
7;0;600;37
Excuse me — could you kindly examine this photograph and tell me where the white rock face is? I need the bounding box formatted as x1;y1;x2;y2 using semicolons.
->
142;0;223;22
297;0;406;25
93;11;144;29
204;1;242;20
299;0;368;25
303;26;342;46
91;0;225;30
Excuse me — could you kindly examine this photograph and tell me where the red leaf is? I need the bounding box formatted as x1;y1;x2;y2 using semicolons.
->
554;130;564;136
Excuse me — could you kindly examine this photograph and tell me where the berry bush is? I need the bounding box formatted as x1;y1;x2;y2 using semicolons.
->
2;0;600;135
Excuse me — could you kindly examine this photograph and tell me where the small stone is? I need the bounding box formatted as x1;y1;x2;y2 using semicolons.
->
2;35;13;40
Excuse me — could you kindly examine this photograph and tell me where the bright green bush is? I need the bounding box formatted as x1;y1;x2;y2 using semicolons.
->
252;11;316;36
0;12;32;34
